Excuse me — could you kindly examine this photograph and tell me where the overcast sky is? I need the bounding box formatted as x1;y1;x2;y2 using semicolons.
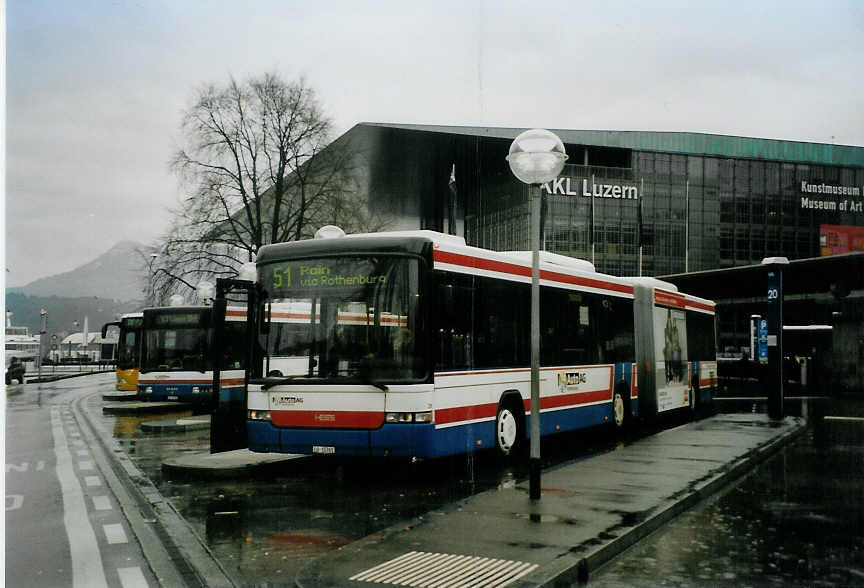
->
5;0;864;287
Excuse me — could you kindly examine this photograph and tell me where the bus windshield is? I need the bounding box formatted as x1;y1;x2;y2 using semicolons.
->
141;310;209;373
117;317;142;370
258;255;424;383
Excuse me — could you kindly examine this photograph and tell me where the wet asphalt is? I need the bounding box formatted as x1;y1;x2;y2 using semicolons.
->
592;399;864;587
67;376;864;587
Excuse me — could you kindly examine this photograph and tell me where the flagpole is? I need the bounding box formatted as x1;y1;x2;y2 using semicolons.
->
590;174;595;266
685;180;689;273
638;178;643;277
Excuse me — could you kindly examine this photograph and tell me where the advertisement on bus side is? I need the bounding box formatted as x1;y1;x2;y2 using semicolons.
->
654;306;689;412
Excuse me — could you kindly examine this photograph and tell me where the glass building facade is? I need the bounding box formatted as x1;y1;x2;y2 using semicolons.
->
341;124;864;280
312;124;864;390
467;149;864;278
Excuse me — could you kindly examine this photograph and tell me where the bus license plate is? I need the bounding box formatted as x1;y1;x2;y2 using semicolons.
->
312;446;335;454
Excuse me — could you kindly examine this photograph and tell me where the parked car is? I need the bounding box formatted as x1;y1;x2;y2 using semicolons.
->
6;358;26;385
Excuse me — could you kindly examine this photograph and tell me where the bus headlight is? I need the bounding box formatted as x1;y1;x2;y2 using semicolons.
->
144;386;153;394
248;410;271;421
386;411;433;424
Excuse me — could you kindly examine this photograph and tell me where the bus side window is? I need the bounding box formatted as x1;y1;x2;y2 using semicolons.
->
598;296;636;364
474;276;529;369
433;273;473;371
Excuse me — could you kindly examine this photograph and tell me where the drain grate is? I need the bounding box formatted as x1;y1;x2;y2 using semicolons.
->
349;551;539;587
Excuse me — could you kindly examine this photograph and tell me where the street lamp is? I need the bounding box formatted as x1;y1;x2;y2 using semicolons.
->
506;129;568;500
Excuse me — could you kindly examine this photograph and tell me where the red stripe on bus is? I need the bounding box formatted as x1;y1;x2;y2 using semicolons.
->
435;403;498;425
437;389;613;426
686;300;715;313
268;312;405;325
540;268;634;295
138;378;244;386
270;410;385;429
434;250;633;295
529;389;612;411
435;364;614;378
654;290;687;309
226;310;247;317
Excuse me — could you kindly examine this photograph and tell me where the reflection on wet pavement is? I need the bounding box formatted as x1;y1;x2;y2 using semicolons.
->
86;389;666;585
82;385;864;587
594;399;864;587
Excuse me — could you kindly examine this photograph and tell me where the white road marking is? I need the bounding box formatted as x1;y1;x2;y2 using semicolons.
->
93;496;112;511
77;449;90;457
824;416;864;422
6;495;24;511
78;461;94;471
84;476;102;487
51;409;108;587
117;567;149;588
103;523;128;544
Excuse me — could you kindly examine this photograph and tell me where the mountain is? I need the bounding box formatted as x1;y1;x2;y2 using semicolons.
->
5;292;140;339
10;241;150;303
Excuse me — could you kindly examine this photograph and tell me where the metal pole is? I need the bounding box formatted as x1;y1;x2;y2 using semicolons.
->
37;309;47;384
639;178;644;276
685;180;689;273
590;174;595;266
529;183;542;500
764;260;786;420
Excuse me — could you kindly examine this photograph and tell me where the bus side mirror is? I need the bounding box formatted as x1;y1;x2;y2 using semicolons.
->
259;304;270;335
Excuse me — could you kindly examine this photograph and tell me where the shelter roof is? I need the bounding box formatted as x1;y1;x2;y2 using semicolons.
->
661;252;864;302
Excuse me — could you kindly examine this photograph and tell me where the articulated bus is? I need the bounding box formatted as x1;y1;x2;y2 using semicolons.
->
101;312;143;391
245;229;717;459
137;305;247;404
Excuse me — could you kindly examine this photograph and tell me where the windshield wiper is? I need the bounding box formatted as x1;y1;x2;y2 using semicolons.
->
260;374;318;390
361;377;388;392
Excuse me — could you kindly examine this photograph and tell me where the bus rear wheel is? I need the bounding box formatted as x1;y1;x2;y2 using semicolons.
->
612;388;628;429
495;404;523;456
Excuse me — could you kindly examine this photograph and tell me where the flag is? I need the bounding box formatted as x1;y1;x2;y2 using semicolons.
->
447;164;457;235
589;175;595;263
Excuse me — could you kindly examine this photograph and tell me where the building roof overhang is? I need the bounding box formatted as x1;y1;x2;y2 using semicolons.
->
353;122;864;166
661;252;864;302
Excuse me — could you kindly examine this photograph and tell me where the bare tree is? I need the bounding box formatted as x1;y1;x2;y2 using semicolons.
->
153;72;389;298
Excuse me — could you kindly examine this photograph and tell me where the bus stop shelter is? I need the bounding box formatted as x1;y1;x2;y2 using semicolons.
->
661;252;864;396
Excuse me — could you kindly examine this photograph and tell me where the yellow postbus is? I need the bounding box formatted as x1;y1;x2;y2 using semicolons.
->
101;312;143;391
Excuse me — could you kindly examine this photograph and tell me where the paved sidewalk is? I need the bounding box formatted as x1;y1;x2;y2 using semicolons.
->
295;414;803;587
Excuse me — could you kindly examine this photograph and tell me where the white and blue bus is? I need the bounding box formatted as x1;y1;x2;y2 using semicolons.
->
245;229;717;459
137;305;247;404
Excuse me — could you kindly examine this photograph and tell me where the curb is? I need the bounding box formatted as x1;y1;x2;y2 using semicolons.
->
162;449;305;479
103;401;195;415
102;391;139;401
529;417;806;586
27;369;114;383
75;390;237;587
141;416;211;433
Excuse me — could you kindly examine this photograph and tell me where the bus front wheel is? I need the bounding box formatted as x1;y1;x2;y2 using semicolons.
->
495;404;523;456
